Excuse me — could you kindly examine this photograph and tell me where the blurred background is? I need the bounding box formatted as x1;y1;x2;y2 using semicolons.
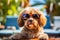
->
0;0;60;40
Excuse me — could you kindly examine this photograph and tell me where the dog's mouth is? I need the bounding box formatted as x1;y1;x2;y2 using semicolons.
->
28;22;34;26
27;24;34;29
28;24;34;27
26;22;36;29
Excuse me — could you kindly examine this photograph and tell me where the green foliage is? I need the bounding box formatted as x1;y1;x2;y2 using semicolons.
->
0;0;21;16
0;0;21;24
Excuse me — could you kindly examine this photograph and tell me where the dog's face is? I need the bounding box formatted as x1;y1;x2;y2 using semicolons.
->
18;7;46;30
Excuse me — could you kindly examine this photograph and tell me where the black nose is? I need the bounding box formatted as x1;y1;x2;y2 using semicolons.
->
29;20;32;22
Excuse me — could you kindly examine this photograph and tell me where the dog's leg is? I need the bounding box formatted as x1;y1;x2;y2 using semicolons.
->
39;33;49;40
9;33;22;40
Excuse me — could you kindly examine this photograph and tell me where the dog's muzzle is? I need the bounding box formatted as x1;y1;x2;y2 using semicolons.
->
28;19;33;24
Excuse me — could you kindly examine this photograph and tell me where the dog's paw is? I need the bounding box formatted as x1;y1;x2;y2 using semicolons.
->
39;38;47;40
39;34;49;40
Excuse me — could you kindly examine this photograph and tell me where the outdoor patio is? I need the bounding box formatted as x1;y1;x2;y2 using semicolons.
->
0;0;60;40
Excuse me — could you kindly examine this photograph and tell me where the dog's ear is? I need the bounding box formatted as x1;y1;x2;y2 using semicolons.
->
18;12;24;27
39;11;47;27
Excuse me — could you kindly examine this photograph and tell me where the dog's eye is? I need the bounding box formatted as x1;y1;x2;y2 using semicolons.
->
22;14;30;18
32;14;40;19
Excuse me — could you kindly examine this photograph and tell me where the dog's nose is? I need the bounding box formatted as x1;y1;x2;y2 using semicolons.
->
29;20;32;22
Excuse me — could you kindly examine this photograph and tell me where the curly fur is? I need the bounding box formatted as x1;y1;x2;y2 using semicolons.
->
9;7;48;40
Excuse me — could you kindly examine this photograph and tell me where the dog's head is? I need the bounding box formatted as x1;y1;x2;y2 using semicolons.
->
18;7;46;30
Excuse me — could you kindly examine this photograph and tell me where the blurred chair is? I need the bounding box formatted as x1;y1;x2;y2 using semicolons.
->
44;15;51;29
53;16;60;30
5;16;19;29
5;15;51;29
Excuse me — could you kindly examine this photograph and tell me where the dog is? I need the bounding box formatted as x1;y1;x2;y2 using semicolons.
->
9;7;48;40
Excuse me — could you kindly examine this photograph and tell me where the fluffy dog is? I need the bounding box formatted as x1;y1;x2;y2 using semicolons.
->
9;7;48;40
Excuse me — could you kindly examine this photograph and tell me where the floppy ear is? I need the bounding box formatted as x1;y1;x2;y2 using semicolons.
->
18;12;24;27
39;12;47;27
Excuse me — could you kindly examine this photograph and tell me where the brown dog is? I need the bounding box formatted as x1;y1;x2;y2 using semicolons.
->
9;7;48;40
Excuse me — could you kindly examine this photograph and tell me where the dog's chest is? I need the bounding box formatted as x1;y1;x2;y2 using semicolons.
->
24;31;38;38
22;28;41;39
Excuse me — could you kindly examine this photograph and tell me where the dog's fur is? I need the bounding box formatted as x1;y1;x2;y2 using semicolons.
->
9;7;48;40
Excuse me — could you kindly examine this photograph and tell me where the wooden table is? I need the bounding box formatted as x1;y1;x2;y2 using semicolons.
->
48;33;60;40
49;37;60;40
